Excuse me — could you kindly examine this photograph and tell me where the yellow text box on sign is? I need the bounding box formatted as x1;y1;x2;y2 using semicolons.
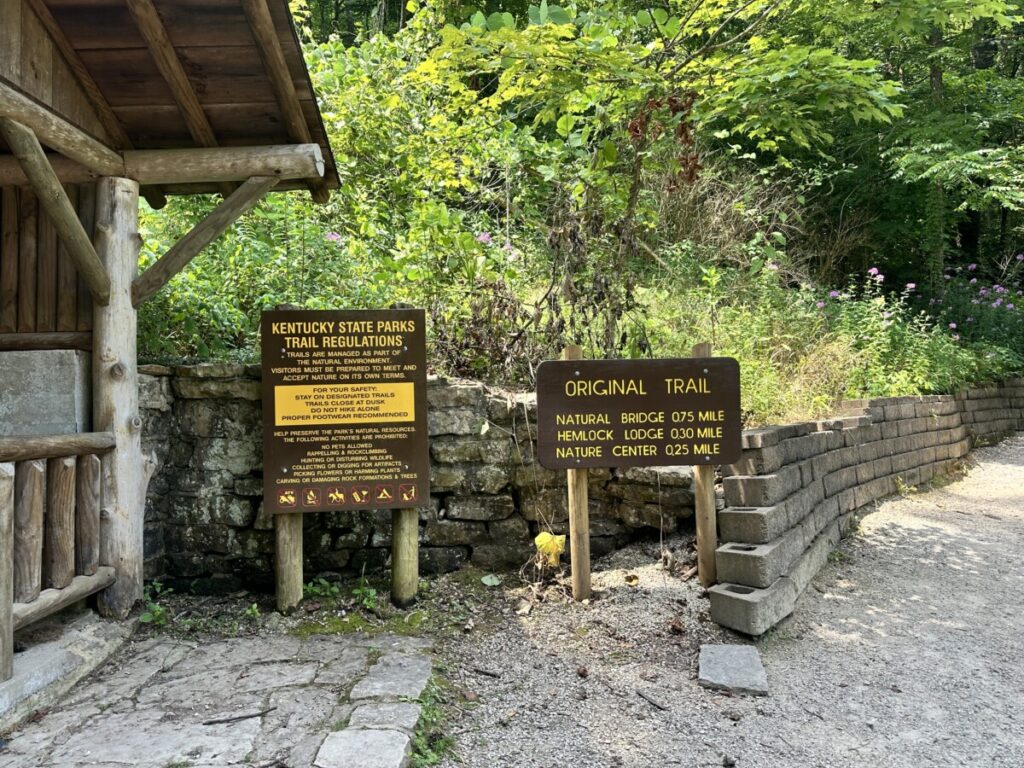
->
275;383;416;426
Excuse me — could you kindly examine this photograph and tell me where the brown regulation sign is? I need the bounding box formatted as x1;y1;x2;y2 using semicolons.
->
536;357;741;469
261;309;429;513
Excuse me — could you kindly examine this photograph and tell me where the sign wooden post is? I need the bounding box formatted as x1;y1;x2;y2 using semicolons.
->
275;514;303;613
261;309;429;612
691;342;718;587
391;508;418;608
562;345;591;602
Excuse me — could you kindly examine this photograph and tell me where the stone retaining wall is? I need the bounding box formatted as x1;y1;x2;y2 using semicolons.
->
141;364;1023;629
709;380;1024;636
139;364;696;590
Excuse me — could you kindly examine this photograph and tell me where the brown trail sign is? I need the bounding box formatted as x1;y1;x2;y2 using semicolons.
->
536;356;741;469
536;351;741;598
261;308;429;609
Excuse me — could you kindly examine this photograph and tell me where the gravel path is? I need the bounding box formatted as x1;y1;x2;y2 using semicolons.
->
439;434;1024;768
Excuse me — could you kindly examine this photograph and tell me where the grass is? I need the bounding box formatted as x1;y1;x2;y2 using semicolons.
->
409;675;458;768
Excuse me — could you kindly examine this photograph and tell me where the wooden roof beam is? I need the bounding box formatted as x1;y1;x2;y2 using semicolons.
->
0;79;123;176
125;0;234;198
132;176;279;307
0;118;111;305
23;0;167;210
0;144;325;186
24;0;132;150
241;0;330;204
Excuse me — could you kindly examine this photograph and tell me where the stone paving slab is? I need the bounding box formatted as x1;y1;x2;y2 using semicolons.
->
349;653;433;702
697;644;769;696
316;728;412;768
350;702;422;733
0;631;434;768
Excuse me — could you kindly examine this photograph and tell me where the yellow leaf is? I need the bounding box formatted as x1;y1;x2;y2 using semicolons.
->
534;531;566;567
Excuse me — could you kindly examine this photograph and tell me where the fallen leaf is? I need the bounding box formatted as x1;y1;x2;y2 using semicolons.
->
535;531;566;566
481;574;502;587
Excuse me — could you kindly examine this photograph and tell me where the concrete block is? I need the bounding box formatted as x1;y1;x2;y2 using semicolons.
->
835;488;857;513
709;580;795;637
716;537;794;589
723;464;801;507
810;450;840;479
0;350;90;435
830;446;856;469
823;466;857;497
780;432;830;466
724;446;784;477
718;492;842;589
718;505;787;544
884;402;917;421
870;456;893;479
710;519;840;636
854;460;876;485
880;421;900;439
781;480;824;529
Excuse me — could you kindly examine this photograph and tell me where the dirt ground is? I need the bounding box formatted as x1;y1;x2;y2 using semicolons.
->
436;434;1024;768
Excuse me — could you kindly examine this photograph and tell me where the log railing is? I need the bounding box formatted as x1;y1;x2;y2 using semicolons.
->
1;435;115;682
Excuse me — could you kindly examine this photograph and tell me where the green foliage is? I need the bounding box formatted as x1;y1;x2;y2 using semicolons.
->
136;0;1024;423
352;578;381;611
303;577;343;600
409;677;456;768
140;582;172;627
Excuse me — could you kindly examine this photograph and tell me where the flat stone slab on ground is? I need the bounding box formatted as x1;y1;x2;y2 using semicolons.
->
349;701;422;733
0;631;433;768
349;653;432;701
316;728;411;768
698;644;769;696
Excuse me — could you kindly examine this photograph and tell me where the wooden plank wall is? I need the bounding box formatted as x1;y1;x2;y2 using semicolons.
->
0;0;111;143
0;184;95;334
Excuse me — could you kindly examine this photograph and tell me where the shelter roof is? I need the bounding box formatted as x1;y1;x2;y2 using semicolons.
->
0;0;338;197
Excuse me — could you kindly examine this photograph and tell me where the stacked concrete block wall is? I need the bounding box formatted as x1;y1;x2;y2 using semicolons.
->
139;364;696;590
709;379;1024;636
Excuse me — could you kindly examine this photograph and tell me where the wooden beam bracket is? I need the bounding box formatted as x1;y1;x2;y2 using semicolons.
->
132;176;278;306
241;0;330;203
0;80;123;176
0;118;112;305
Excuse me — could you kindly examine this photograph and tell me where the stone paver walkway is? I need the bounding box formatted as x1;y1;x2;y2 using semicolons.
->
0;631;433;768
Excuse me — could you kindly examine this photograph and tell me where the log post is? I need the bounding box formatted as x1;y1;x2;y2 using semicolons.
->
75;454;101;576
93;177;148;619
275;513;303;613
391;508;418;608
563;344;592;602
691;342;718;587
13;459;44;604
44;457;76;590
1;463;14;682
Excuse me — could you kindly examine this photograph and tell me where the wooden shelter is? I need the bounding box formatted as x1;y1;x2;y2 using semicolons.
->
0;0;337;683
